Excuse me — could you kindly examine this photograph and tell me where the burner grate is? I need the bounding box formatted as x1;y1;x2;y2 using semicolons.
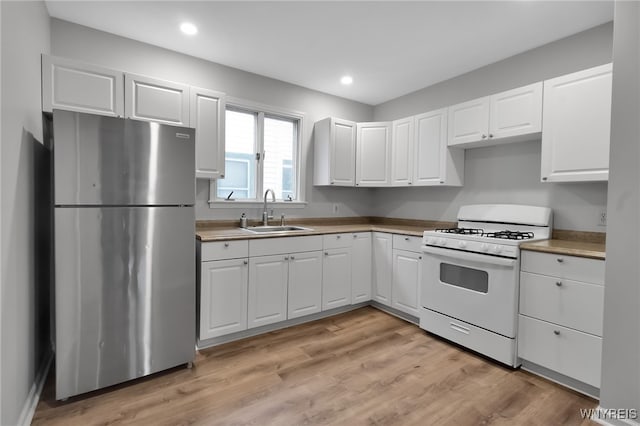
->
435;228;484;235
483;230;535;240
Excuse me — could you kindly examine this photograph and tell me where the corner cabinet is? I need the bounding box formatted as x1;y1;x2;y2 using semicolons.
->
41;55;124;117
356;122;392;186
190;87;226;179
124;73;190;126
541;63;612;182
313;117;357;186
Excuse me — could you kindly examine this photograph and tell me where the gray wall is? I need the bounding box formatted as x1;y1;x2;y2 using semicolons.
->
0;1;51;425
600;2;640;422
371;23;613;231
50;19;375;222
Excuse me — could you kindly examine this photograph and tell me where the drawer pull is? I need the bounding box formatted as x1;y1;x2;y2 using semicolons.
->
284;256;289;260
337;235;341;239
555;281;562;287
450;322;470;335
243;260;248;265
224;242;229;248
353;234;358;238
556;258;564;263
553;330;561;336
290;256;295;260
405;237;410;241
324;252;329;256
419;256;422;260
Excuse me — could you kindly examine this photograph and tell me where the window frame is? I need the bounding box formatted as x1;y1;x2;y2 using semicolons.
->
208;97;306;208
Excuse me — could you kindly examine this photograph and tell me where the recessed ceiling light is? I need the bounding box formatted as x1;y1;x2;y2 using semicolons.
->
180;22;198;36
340;75;353;85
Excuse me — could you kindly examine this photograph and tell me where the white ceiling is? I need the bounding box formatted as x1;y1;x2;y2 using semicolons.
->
45;1;614;106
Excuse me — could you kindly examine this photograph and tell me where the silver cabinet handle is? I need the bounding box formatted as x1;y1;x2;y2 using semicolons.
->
291;256;295;260
243;260;248;265
353;234;358;239
489;134;494;138
553;330;560;336
408;182;412;185
224;242;229;248
405;237;409;241
556;281;562;287
336;235;341;239
556;258;564;263
481;134;487;139
284;256;289;260
419;256;422;260
324;252;329;256
542;177;548;181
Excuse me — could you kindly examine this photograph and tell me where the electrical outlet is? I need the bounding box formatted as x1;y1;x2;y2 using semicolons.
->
598;211;607;226
333;204;339;214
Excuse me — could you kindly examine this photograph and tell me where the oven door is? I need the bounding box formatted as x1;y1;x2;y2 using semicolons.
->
421;245;519;337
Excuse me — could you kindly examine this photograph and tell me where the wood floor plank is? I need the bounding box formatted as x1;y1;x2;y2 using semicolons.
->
33;307;597;425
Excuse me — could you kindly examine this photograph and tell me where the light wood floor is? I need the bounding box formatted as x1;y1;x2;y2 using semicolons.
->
33;307;597;425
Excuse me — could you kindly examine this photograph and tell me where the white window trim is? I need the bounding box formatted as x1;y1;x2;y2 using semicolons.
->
209;97;306;208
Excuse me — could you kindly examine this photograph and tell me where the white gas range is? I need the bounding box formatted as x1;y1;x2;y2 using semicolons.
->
419;204;552;367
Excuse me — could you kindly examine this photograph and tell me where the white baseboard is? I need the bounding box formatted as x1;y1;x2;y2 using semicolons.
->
17;349;53;426
589;406;640;426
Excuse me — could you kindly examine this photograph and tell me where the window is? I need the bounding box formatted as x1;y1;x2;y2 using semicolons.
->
214;102;302;203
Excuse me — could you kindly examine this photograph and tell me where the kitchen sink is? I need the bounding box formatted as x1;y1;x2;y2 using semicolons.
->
242;225;313;234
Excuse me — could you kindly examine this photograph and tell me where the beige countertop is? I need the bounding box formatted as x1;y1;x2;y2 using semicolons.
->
196;223;433;242
520;239;606;260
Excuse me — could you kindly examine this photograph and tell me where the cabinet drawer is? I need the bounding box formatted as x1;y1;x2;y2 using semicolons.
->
323;233;353;249
518;315;602;387
521;251;605;285
520;272;604;336
250;235;323;257
201;240;248;261
392;234;422;252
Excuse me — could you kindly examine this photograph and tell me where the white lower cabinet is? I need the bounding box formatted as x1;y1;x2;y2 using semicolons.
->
351;233;372;303
248;254;289;328
322;248;353;310
391;249;421;316
372;232;393;306
199;258;248;340
288;251;323;319
518;250;605;389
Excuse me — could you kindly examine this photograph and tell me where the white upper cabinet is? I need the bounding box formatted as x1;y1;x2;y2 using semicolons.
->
314;117;357;186
391;117;414;186
125;73;190;126
541;63;613;182
42;55;124;117
448;82;543;148
413;108;463;186
489;82;542;140
447;97;490;147
190;87;226;179
356;122;392;186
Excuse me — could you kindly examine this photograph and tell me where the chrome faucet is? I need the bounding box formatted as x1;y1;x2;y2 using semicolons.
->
262;189;276;225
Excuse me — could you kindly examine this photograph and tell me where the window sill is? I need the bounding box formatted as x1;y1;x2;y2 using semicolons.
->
208;200;308;209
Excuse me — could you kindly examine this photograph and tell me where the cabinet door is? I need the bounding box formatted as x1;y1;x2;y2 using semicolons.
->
42;55;124;117
392;250;421;316
351;233;372;304
489;82;542;140
190;87;226;179
322;248;352;310
288;251;322;319
541;63;612;182
391;117;414;186
372;232;393;306
447;97;490;147
125;73;190;126
330;118;357;186
414;109;448;186
248;255;288;328
356;122;391;186
199;259;248;340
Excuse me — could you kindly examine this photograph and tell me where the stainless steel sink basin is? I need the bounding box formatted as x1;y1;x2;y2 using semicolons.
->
242;225;313;234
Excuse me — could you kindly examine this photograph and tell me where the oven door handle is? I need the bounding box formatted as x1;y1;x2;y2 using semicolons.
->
421;245;517;267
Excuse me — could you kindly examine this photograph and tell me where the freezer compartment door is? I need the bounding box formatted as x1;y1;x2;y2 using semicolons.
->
55;206;195;399
53;109;195;206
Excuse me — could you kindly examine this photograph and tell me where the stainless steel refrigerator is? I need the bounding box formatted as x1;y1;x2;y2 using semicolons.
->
52;110;196;400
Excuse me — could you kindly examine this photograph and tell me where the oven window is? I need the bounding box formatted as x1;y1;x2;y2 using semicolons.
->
439;263;489;293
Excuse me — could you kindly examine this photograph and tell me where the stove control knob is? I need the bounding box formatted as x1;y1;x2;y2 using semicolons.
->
480;243;489;252
493;245;502;254
439;238;447;246
458;241;467;249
